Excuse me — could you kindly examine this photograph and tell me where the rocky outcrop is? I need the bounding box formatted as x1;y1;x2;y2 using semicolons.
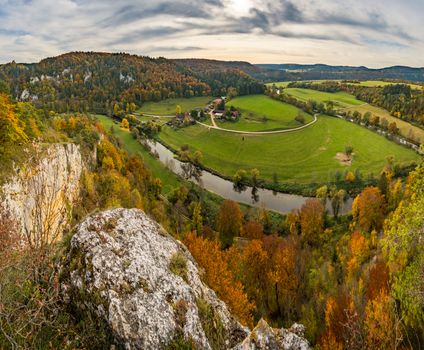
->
234;319;309;350
61;208;310;350
1;143;83;245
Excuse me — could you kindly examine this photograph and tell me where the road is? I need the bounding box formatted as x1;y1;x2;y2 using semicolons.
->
198;113;318;135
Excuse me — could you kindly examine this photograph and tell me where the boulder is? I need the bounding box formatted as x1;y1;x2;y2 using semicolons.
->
233;319;309;350
61;208;248;349
61;208;310;350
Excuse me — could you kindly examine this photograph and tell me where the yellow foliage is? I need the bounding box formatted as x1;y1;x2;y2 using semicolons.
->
345;171;356;183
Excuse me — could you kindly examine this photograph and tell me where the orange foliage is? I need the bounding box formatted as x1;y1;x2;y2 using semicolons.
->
240;240;269;304
299;199;324;245
365;291;403;349
366;260;390;301
352;187;386;232
242;221;264;239
183;233;254;327
217;200;243;246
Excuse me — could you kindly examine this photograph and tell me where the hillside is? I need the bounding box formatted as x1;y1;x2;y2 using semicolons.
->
0;52;264;114
257;64;424;82
173;58;265;95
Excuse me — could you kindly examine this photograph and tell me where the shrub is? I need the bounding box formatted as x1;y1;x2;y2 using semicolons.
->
169;251;188;282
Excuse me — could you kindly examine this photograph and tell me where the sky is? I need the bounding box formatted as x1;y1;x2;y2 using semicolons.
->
0;0;423;67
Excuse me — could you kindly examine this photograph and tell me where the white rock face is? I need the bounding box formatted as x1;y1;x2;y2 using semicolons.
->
20;89;30;100
234;319;309;350
1;143;83;245
62;208;310;350
63;208;248;349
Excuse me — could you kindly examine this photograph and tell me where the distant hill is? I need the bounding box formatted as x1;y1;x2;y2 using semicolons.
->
1;51;423;115
256;64;424;82
172;58;265;95
0;52;264;114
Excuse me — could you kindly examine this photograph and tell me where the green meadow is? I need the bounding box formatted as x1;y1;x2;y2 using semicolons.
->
159;115;420;184
139;96;212;116
284;88;363;108
223;95;313;131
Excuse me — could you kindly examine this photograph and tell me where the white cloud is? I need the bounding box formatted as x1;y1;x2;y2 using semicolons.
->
0;0;422;67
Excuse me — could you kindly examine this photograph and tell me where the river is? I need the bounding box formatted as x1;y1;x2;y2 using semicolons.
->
146;140;352;215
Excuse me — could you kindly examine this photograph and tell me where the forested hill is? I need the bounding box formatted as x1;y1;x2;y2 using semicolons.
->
0;52;264;114
256;63;424;82
173;58;266;94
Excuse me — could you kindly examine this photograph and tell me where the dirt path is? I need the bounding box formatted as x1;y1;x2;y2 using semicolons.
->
197;114;318;135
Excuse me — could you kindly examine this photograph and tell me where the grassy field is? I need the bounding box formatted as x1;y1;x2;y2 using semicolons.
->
268;86;424;143
95;115;181;194
139;96;212;116
355;80;423;90
159;115;420;184
284;88;363;108
135;115;171;126
223;95;313;131
268;80;423;90
343;104;424;144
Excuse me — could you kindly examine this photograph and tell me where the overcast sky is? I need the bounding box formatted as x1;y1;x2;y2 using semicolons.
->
0;0;423;67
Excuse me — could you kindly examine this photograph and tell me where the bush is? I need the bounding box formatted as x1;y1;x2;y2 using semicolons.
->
169;251;188;282
295;114;306;124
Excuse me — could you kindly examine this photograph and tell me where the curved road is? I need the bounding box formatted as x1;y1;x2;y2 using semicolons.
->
197;112;318;135
138;111;318;136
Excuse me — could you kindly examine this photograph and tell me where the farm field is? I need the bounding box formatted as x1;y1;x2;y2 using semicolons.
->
343;104;424;143
268;80;423;90
95;115;181;194
355;80;423;90
159;115;420;184
270;85;424;143
222;94;313;131
267;80;342;88
135;114;171;125
284;88;363;108
139;96;212;116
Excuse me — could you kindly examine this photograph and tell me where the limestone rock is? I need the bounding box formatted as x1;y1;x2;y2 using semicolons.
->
233;318;309;350
1;143;82;244
61;208;248;350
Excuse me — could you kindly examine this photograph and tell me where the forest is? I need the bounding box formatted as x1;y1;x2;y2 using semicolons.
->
0;52;264;115
286;81;424;128
0;89;423;349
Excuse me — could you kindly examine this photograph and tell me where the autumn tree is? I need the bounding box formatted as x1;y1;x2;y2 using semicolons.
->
330;187;346;219
267;237;300;321
121;117;129;129
299;199;324;245
233;169;248;192
345;171;356;183
183;233;254;326
217;200;243;246
352;187;385;232
366;260;390;301
383;166;424;340
190;202;203;235
239;239;269;314
242;221;263;239
0;94;28;164
364;291;403;350
130;188;143;209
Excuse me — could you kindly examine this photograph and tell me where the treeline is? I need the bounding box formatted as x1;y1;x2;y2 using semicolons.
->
174;58;265;96
183;165;424;349
1;92;423;348
0;52;264;115
287;81;424;127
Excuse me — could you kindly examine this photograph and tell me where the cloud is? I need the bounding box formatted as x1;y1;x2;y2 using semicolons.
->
0;0;422;67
